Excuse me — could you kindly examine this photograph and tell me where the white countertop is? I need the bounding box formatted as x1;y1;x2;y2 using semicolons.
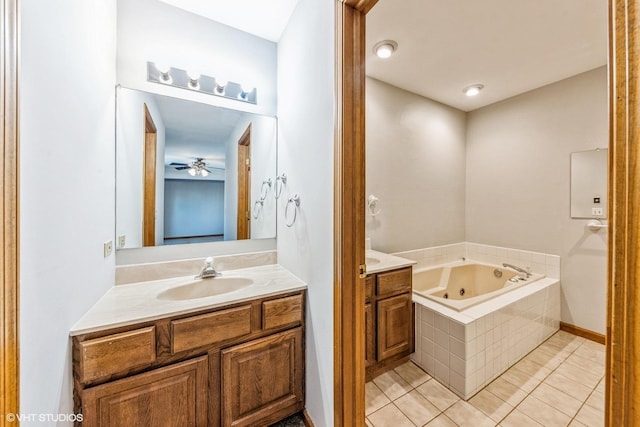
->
70;264;307;336
366;250;416;274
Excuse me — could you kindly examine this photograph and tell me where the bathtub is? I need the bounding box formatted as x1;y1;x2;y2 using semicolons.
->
413;260;545;311
410;259;560;400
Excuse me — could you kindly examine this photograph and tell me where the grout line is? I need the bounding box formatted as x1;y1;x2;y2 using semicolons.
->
366;331;604;427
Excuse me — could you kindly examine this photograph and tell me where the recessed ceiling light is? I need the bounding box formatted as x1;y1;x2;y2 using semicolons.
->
463;84;484;97
373;40;398;59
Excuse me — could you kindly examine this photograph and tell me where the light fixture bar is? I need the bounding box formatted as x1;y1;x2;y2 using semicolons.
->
147;62;257;105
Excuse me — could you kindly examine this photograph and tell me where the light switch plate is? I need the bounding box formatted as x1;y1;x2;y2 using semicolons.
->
118;234;126;248
104;240;113;257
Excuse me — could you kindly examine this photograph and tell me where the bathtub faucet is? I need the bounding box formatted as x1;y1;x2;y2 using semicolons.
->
502;263;531;278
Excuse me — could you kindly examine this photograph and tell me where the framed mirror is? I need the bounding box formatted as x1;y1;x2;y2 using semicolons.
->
570;148;608;219
116;87;277;250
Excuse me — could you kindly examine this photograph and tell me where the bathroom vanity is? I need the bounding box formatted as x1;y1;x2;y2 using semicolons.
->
70;263;306;427
364;251;416;381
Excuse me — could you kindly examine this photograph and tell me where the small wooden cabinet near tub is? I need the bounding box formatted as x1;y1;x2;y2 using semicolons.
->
72;291;305;427
365;266;414;381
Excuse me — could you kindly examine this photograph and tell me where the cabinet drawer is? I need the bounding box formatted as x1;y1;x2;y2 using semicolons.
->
263;293;304;330
79;326;156;383
376;267;412;296
171;305;252;354
365;275;374;302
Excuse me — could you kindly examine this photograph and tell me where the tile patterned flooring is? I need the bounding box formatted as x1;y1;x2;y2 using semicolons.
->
366;331;605;427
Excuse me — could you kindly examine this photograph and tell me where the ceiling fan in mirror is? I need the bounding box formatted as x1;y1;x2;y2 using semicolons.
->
170;158;224;177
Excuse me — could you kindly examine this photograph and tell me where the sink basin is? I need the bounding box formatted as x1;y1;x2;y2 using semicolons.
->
157;277;254;301
366;257;380;266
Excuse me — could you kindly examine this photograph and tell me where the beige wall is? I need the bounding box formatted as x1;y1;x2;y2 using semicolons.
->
466;66;608;334
366;78;467;253
367;67;608;334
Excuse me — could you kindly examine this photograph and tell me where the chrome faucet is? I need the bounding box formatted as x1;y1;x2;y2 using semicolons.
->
195;257;220;279
502;263;531;278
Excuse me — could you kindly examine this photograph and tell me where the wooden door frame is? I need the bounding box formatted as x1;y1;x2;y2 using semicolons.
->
334;0;377;425
237;124;251;240
143;104;157;247
0;0;20;425
1;0;20;423
606;1;640;425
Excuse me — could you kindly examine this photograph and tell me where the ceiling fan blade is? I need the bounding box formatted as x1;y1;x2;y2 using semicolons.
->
169;162;188;166
174;166;190;170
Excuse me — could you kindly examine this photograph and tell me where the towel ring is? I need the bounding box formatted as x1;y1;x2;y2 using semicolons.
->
274;173;287;199
252;198;264;219
260;178;272;199
285;194;300;227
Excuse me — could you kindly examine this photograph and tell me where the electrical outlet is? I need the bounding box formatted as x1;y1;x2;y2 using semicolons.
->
118;234;126;248
104;240;113;257
592;207;604;216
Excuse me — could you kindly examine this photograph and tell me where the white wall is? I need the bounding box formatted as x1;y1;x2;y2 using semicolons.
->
117;0;277;117
116;88;166;247
19;0;117;425
277;0;335;424
466;67;608;334
366;78;467;253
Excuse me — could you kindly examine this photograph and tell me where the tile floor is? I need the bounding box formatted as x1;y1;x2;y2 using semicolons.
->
366;331;605;427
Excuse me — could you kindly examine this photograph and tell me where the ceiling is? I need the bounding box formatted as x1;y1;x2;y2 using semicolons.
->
158;0;299;42
154;94;248;169
366;0;608;112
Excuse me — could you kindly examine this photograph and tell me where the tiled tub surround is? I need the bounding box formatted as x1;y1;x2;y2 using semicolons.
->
394;243;561;400
394;242;560;279
413;279;560;400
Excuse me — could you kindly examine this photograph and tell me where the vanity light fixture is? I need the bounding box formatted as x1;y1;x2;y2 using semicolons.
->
373;40;398;59
463;84;484;97
147;62;257;104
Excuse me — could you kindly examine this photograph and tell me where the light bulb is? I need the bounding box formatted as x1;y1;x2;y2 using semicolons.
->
201;169;209;177
188;168;196;176
373;40;398;59
215;78;228;94
463;84;484;97
187;72;201;90
240;83;254;100
376;45;393;58
154;61;172;84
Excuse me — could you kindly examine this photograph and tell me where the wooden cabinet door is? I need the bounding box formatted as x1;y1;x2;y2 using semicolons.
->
221;327;303;427
81;356;208;427
377;294;413;361
365;302;375;367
